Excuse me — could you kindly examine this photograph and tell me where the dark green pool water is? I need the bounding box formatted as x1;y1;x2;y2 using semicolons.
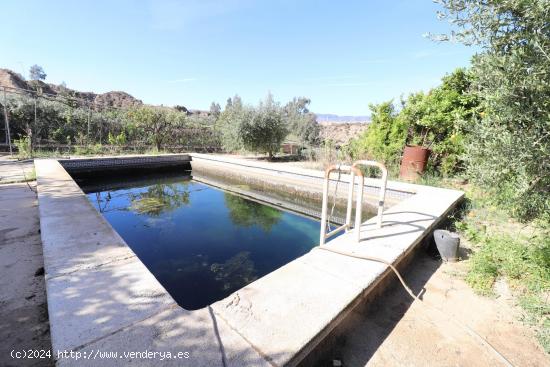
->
80;172;320;310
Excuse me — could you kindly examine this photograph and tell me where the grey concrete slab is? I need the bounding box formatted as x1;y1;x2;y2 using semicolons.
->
0;185;41;241
39;210;136;278
296;249;387;291
0;178;54;367
0;232;44;310
212;259;360;367
0;157;34;184
57;307;269;367
46;256;176;353
35;160;137;278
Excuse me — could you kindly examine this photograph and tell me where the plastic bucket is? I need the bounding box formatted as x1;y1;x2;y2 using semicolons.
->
433;229;460;262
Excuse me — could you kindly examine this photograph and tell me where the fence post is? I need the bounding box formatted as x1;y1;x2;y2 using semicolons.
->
2;87;13;155
87;105;91;143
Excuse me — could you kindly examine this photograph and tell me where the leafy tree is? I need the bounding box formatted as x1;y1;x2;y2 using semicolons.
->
7;94;65;145
29;65;46;81
126;106;185;151
434;0;550;221
239;93;288;158
351;101;408;166
284;97;320;146
217;94;248;151
174;105;189;114
209;102;221;119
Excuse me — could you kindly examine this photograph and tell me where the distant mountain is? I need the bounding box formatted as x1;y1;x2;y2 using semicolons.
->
0;68;143;108
315;113;370;123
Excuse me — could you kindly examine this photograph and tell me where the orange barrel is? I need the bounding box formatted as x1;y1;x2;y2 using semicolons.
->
399;145;430;180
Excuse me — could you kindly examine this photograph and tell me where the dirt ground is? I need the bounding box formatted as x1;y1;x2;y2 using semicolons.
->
308;250;548;367
0;158;53;367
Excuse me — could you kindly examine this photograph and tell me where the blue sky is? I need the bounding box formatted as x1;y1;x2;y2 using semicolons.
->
0;0;475;115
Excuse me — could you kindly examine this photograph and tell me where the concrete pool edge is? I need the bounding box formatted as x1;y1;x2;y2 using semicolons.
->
192;154;464;366
35;155;464;366
34;158;271;367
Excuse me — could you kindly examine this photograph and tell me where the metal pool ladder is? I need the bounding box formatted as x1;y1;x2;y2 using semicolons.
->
320;160;388;245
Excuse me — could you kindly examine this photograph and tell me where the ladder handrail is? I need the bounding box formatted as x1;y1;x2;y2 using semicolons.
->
319;160;388;245
352;160;388;231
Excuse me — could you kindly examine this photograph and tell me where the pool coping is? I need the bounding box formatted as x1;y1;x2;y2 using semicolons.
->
35;154;463;366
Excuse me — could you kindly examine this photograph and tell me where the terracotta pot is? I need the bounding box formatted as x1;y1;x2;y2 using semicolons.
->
399;145;430;180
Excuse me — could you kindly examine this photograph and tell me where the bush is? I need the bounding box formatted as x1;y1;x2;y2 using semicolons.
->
400;69;478;175
350;69;478;175
435;0;550;221
14;136;32;159
350;101;407;167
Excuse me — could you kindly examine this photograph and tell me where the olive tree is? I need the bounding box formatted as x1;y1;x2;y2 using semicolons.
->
217;95;247;152
126;106;185;151
434;0;550;221
29;65;46;81
284;97;320;146
239;93;288;159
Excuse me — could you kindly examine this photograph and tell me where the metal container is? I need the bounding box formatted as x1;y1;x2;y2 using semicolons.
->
433;229;460;262
399;145;430;180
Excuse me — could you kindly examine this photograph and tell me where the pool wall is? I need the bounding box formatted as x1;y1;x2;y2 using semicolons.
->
191;153;413;207
35;154;463;366
60;154;191;176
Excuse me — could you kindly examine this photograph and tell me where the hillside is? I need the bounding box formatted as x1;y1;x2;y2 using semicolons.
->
0;68;143;108
316;113;370;123
318;122;369;145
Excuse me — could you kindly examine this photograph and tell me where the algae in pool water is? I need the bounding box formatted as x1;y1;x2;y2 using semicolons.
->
81;172;320;310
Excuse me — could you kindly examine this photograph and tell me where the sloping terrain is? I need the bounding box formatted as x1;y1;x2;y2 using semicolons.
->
0;68;142;108
318;122;369;145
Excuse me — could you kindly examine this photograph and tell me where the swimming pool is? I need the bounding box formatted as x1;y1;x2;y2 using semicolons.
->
78;171;322;310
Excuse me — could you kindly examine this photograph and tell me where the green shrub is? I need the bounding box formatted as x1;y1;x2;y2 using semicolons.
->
350;69;478;176
350;101;407;168
14;136;32;159
399;68;479;175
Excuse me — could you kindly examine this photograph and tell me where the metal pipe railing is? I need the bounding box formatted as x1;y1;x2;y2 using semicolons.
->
352;160;388;230
319;160;388;245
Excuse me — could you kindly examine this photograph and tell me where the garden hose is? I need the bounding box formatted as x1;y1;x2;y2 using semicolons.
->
314;245;515;367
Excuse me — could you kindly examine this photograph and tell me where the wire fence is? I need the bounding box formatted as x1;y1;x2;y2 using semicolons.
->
0;85;223;155
0;85;353;166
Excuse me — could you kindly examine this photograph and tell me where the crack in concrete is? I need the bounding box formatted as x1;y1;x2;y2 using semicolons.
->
45;253;138;280
212;308;279;367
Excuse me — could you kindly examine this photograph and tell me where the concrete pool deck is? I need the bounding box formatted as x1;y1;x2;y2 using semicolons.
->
34;155;463;366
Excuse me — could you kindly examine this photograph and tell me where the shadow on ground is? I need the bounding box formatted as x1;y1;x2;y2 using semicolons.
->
298;249;442;367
